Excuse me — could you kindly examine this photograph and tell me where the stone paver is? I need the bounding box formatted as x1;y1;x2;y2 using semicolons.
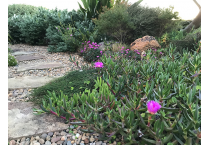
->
16;62;65;72
8;76;60;90
8;102;69;140
12;51;38;56
15;55;45;62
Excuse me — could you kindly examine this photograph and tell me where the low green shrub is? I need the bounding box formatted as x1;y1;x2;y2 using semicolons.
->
34;43;201;144
30;68;99;105
83;48;103;63
8;54;17;66
8;4;41;18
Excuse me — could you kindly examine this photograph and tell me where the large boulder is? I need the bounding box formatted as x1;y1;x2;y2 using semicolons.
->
130;36;161;52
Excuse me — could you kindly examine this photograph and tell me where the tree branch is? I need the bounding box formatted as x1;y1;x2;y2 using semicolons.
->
193;0;201;10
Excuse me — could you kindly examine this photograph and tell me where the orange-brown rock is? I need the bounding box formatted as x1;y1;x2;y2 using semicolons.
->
130;35;161;52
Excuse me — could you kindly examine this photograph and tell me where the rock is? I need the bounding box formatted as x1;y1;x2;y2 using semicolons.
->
71;141;75;144
96;141;102;145
48;132;54;137
82;135;87;140
36;136;40;140
56;140;64;144
61;136;67;141
113;141;117;145
63;140;68;145
46;135;51;141
34;143;41;145
130;35;161;53
25;140;30;145
84;138;89;144
39;139;45;144
102;143;106;145
61;131;67;136
9;140;16;145
31;136;35;142
45;141;51;145
90;143;95;145
21;137;26;142
51;136;62;143
52;143;57;145
76;133;80;138
75;138;81;144
67;141;72;145
90;136;95;142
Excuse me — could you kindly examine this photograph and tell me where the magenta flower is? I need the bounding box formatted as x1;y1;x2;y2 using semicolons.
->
94;62;104;68
97;56;99;58
155;57;157;58
129;56;131;57
110;56;111;58
147;100;161;114
160;52;163;55
122;47;124;49
70;34;72;36
67;28;69;30
152;48;154;49
154;49;157;51
84;48;86;50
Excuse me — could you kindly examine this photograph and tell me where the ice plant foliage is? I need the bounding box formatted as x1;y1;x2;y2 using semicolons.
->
147;100;161;114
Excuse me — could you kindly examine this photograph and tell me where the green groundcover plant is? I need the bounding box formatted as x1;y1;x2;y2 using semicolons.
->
34;42;201;144
8;54;17;66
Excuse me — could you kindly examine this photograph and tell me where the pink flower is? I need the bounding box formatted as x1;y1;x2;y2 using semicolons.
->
97;56;99;58
70;34;72;36
56;27;58;29
67;28;69;30
100;51;103;53
154;49;157;51
155;57;157;58
84;48;86;50
122;47;124;49
152;48;154;49
121;52;123;53
81;50;83;53
110;56;111;58
129;56;131;57
94;62;104;68
160;52;163;55
82;43;84;44
147;100;161;114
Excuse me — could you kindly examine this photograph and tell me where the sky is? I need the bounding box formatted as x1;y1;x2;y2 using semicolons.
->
8;0;201;20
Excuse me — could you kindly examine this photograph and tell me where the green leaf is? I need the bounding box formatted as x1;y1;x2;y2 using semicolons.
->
163;133;173;144
196;85;201;90
141;137;156;144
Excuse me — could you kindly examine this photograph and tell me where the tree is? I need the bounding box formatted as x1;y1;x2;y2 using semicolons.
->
183;0;201;33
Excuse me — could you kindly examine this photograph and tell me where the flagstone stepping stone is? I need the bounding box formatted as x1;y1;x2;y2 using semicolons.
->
8;76;60;90
8;102;69;140
16;62;65;72
12;51;38;56
15;55;45;62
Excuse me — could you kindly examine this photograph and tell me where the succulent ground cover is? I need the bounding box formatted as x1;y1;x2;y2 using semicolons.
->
34;42;201;144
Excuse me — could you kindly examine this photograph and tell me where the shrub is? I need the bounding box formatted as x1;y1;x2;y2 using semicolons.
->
8;4;41;18
126;1;180;44
83;48;103;63
8;15;26;44
92;1;135;43
8;54;17;66
35;44;201;144
30;68;99;105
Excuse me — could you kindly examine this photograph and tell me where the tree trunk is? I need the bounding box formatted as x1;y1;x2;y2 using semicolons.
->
183;0;201;33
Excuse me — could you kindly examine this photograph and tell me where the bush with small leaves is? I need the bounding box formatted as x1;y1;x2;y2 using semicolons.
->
8;54;17;66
